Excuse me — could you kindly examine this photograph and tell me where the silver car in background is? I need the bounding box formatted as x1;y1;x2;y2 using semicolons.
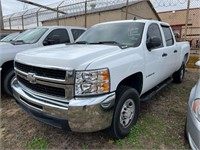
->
186;61;200;150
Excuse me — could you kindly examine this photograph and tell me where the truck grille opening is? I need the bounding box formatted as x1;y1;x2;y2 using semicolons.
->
20;96;43;110
15;62;66;80
17;76;65;98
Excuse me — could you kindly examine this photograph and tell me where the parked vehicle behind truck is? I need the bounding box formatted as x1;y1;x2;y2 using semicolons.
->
0;26;86;96
0;32;20;42
12;20;190;139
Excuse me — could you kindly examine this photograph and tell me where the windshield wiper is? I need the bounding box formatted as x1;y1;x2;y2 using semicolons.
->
75;41;89;44
90;41;129;49
12;40;25;43
90;41;119;45
10;40;27;45
75;41;130;49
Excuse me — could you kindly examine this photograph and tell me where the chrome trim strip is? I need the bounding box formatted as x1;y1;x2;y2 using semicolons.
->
15;61;71;71
35;80;66;89
65;85;74;100
66;70;75;84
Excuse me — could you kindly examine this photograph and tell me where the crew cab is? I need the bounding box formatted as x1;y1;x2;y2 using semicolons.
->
12;20;190;139
0;26;86;96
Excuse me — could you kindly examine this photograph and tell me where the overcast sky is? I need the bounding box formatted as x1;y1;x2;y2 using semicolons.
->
1;0;200;16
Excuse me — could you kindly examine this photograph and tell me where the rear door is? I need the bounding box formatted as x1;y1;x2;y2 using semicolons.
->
71;29;85;41
160;25;179;77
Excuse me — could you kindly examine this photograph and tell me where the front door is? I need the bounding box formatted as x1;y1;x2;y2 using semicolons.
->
143;23;166;93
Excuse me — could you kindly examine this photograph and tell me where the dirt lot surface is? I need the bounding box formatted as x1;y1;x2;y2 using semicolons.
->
0;70;199;149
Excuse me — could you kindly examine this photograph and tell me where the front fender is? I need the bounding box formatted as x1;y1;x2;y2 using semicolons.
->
86;47;145;92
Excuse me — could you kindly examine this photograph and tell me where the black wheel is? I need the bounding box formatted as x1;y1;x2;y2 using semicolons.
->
2;68;15;96
173;63;185;83
109;86;140;139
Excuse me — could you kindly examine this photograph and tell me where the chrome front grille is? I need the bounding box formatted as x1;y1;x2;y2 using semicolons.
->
17;76;65;98
15;62;66;80
14;62;74;100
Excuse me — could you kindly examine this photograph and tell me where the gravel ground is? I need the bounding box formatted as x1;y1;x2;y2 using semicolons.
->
0;70;199;149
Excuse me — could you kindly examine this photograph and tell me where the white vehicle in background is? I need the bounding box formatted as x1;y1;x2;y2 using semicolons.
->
186;61;200;150
0;33;9;40
0;26;86;96
0;32;20;42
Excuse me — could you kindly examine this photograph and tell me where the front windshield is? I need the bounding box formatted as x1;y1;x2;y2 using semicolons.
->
76;22;145;47
12;28;48;44
0;33;19;42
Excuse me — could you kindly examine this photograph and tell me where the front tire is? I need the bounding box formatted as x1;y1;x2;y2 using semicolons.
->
109;86;140;139
2;69;15;96
173;63;185;83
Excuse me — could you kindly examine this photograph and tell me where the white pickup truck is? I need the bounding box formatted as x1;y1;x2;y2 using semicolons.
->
0;26;86;95
12;20;190;139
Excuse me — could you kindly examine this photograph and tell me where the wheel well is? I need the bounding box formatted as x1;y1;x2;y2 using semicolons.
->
1;60;14;77
117;72;143;95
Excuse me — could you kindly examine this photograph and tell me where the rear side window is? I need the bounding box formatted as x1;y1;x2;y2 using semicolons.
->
71;29;85;41
45;29;70;44
161;26;174;46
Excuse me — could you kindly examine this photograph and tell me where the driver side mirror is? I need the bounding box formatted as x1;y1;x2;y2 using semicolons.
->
147;36;162;50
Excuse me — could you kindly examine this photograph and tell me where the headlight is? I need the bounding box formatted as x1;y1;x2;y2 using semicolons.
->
75;68;110;96
193;99;200;122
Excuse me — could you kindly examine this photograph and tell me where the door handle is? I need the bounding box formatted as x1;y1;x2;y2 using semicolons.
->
162;53;168;57
174;50;178;53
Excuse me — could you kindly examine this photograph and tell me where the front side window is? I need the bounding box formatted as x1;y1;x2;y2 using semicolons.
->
71;29;85;41
44;29;70;46
12;28;48;44
76;22;145;48
161;26;174;46
147;23;163;49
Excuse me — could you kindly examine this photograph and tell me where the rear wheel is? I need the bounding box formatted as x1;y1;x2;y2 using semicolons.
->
2;68;15;96
173;63;185;83
108;86;140;139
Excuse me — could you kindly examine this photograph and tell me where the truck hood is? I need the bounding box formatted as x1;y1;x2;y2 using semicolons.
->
0;41;30;49
0;42;20;50
15;44;121;70
0;41;38;55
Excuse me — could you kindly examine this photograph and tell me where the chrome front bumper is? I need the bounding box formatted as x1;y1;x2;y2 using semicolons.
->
12;78;115;132
186;107;200;150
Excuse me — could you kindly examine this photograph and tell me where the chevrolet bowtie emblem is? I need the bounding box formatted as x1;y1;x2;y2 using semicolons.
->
27;73;36;84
